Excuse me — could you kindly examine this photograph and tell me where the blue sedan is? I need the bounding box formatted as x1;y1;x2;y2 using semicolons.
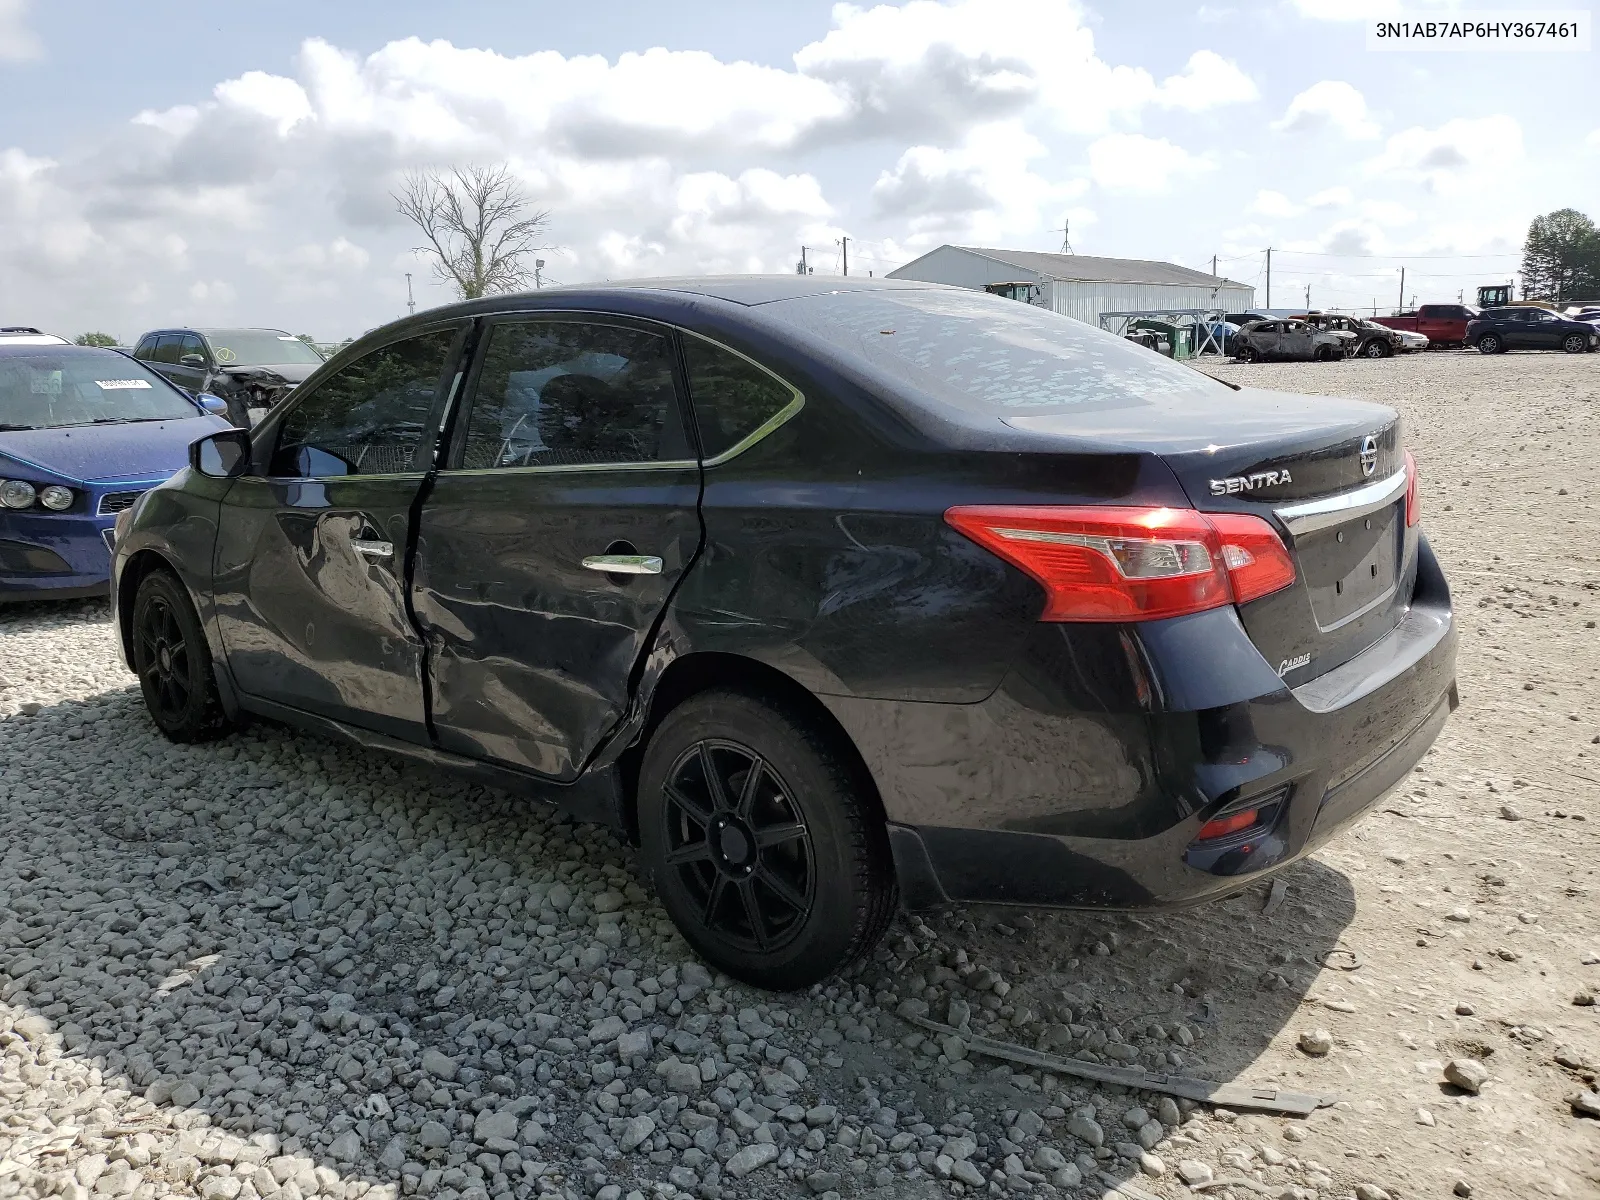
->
1;342;229;602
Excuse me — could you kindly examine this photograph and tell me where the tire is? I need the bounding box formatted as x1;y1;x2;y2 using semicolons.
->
1362;339;1390;359
1235;346;1258;363
637;688;896;990
131;568;232;743
1563;333;1587;354
1476;333;1503;354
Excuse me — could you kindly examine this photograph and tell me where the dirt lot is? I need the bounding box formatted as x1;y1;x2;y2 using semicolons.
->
1;349;1597;1200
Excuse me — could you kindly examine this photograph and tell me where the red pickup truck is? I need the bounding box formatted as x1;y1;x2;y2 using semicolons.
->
1372;303;1477;348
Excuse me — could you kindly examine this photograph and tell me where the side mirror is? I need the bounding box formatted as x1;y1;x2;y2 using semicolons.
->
190;429;252;479
196;393;229;416
179;353;207;367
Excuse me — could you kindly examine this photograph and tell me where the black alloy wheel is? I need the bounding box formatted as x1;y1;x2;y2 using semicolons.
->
660;740;815;953
1236;345;1258;363
1563;332;1588;354
131;569;231;742
1476;333;1503;354
638;689;896;990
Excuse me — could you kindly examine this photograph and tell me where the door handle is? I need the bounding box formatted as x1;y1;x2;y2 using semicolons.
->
582;554;662;576
352;539;394;560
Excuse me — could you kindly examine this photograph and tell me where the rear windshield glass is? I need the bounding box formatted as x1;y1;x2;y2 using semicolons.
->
201;330;324;366
0;352;197;429
766;288;1222;415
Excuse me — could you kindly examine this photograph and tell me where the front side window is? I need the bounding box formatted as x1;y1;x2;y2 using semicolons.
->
177;334;207;364
458;319;684;470
150;334;182;365
269;328;457;478
683;335;799;460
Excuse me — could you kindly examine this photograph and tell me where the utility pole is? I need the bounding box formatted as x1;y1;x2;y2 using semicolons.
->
1305;283;1311;310
798;246;808;275
534;259;545;289
1211;255;1217;278
405;272;415;316
841;237;849;277
1397;266;1405;314
1265;247;1271;310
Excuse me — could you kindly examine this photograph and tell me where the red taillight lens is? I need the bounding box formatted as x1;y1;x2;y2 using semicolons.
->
1196;807;1262;841
1404;450;1419;527
945;505;1295;622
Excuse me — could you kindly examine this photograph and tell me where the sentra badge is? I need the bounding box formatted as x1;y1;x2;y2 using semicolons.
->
1209;469;1292;496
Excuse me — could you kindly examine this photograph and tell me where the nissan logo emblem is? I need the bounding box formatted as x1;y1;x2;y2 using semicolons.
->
1359;435;1378;477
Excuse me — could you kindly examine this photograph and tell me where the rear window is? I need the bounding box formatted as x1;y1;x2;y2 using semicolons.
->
767;288;1221;416
0;352;197;430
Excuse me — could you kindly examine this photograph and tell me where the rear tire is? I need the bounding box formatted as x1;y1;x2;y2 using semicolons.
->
638;688;896;990
1362;339;1390;358
131;569;232;743
1235;346;1258;363
1476;333;1503;354
1563;333;1587;354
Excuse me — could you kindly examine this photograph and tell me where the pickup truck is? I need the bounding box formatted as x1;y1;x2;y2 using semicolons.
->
1372;303;1477;348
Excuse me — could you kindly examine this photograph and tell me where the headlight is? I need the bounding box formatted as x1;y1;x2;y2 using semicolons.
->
0;479;37;509
39;485;74;511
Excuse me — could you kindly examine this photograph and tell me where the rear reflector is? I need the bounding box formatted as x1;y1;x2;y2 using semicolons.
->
945;504;1296;622
1404;450;1419;528
1196;806;1262;841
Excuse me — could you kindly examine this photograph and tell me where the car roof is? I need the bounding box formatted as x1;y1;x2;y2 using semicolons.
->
0;327;70;345
195;326;296;337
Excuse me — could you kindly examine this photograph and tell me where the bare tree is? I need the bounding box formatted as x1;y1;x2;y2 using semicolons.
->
394;165;551;300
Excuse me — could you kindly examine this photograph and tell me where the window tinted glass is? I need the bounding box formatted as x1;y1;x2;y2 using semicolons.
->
177;334;206;362
269;328;456;477
133;336;156;360
151;334;182;365
459;320;683;470
683;336;797;459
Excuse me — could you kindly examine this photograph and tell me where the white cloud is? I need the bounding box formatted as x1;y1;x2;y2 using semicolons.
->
1154;50;1258;110
0;0;40;61
1273;81;1380;139
1587;128;1600;151
1365;115;1523;192
1087;134;1212;194
1286;0;1401;18
1249;189;1303;218
1360;199;1415;225
1307;186;1352;208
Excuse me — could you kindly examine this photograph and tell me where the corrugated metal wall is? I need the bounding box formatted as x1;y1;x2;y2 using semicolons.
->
1046;282;1257;324
887;247;1255;325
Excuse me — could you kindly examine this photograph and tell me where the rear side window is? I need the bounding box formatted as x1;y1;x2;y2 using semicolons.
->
150;334;182;364
683;336;800;460
269;328;457;477
458;319;686;470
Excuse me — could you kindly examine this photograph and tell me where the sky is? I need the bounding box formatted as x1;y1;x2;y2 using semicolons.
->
0;0;1595;342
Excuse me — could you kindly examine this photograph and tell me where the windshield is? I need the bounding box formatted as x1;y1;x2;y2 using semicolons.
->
769;288;1222;416
202;329;324;367
0;352;198;429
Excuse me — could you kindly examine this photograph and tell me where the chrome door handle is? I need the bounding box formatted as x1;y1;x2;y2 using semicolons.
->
352;539;394;559
582;554;662;575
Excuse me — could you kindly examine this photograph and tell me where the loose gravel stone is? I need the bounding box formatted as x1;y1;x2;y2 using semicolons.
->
1445;1058;1490;1094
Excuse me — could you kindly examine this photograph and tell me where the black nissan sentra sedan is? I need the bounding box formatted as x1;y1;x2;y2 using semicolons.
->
110;277;1457;989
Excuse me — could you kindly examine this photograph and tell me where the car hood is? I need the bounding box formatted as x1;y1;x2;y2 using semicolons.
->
216;362;318;384
0;414;228;485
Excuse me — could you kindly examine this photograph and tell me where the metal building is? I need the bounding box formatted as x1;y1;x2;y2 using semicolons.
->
886;245;1254;325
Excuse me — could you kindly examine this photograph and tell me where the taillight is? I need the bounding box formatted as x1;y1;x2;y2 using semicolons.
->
1403;450;1419;527
1196;807;1261;841
945;504;1296;622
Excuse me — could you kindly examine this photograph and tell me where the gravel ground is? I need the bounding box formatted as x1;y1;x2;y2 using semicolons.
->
2;349;1598;1200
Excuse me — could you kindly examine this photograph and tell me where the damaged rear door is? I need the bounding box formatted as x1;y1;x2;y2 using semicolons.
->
410;313;702;780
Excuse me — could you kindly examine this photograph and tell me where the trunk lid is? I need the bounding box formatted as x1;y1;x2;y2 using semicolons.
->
1005;386;1411;686
1158;388;1408;686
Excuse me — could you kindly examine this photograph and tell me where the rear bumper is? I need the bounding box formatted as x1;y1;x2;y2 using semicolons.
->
828;536;1458;911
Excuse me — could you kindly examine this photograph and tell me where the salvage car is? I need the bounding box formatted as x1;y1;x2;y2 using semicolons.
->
1;343;229;602
112;278;1458;988
1292;313;1406;359
132;327;325;427
1231;318;1352;362
1468;307;1600;353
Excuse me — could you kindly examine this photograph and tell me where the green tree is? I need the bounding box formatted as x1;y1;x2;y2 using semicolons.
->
74;331;119;347
1520;209;1600;303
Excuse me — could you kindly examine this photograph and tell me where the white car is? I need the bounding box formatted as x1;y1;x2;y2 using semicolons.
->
1392;328;1429;352
0;326;70;346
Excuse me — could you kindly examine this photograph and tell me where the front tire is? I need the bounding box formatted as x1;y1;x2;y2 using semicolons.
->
1563;333;1587;354
1363;339;1390;358
131;569;232;742
638;689;896;990
1476;333;1503;354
